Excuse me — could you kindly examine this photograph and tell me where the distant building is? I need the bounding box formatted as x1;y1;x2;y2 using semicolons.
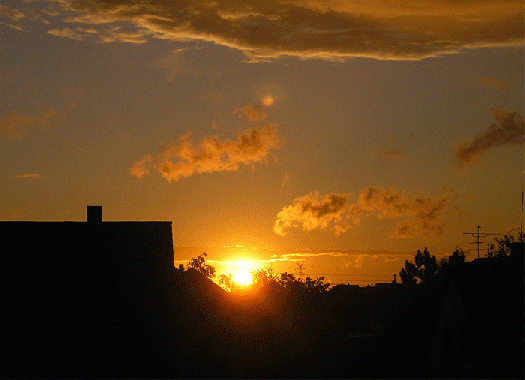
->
1;206;176;376
428;246;524;378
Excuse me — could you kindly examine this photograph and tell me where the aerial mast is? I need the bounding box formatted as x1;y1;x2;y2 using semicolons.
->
463;225;500;259
295;262;306;281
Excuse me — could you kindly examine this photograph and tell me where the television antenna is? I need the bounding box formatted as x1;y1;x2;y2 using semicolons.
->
463;225;500;259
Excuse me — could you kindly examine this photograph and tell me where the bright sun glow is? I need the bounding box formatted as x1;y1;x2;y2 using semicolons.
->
230;260;254;286
233;268;253;286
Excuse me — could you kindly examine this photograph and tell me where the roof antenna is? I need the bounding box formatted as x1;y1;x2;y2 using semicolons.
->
463;225;500;259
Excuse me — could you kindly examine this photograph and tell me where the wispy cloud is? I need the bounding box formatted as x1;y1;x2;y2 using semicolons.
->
131;125;281;182
48;27;85;41
0;113;33;138
280;251;349;259
374;149;404;160
235;104;266;122
455;108;524;165
357;186;451;238
40;0;524;61
274;187;451;239
14;173;42;179
0;5;25;22
281;173;290;193
479;77;511;91
0;104;75;138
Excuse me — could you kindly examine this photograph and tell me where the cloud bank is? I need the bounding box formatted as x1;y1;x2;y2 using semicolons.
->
130;125;281;181
455;108;524;165
27;0;522;60
274;187;451;238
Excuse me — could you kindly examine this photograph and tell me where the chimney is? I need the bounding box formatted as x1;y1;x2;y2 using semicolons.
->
87;206;102;223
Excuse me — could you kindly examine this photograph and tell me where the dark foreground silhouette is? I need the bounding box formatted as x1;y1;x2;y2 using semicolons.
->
1;210;523;378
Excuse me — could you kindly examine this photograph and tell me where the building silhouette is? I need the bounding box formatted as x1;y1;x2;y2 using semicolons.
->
1;206;178;376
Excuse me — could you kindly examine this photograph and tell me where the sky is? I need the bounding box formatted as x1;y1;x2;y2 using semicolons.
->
1;0;524;285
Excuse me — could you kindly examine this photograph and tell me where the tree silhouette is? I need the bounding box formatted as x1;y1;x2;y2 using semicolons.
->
187;252;216;278
218;273;233;291
487;232;524;257
251;269;329;294
399;248;438;286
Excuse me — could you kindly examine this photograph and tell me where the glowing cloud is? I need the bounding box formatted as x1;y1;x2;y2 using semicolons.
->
274;187;451;238
455;108;524;165
274;192;353;236
39;0;524;60
131;125;281;182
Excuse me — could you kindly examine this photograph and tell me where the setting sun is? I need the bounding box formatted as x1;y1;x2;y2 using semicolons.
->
228;260;255;286
233;268;253;286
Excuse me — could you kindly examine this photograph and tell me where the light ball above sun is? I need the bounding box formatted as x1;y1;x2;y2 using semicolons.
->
261;95;274;107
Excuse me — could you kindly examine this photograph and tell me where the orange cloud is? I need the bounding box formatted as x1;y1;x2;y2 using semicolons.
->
0;104;74;138
455;108;524;165
235;104;266;122
44;0;523;60
0;5;25;22
479;77;511;91
131;125;281;182
0;113;33;138
357;187;451;238
14;173;42;178
274;192;353;236
274;187;451;238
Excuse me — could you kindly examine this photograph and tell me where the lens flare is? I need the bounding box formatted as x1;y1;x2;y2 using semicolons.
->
262;95;274;106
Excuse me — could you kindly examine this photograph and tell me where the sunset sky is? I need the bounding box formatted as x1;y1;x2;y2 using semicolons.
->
1;0;523;285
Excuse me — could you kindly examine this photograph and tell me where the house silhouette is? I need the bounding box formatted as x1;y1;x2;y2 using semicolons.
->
428;243;524;378
1;206;178;376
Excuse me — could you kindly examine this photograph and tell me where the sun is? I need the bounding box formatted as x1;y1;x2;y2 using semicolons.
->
233;268;253;286
229;260;254;286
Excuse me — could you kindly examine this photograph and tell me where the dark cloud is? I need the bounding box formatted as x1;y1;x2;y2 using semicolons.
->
130;125;281;181
46;0;523;60
358;187;451;238
274;187;451;238
455;108;524;165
